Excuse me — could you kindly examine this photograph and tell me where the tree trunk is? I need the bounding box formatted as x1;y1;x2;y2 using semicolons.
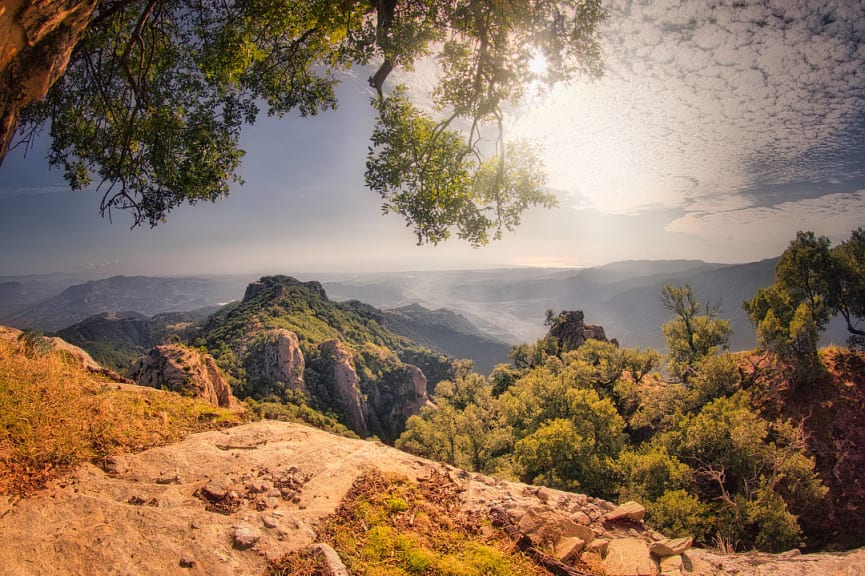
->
0;0;97;164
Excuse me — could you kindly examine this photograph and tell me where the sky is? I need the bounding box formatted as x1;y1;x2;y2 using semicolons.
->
1;0;864;277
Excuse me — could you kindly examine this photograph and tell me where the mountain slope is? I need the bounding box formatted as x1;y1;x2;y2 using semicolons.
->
54;308;219;372
191;276;455;441
2;275;250;331
2;420;864;576
353;302;511;375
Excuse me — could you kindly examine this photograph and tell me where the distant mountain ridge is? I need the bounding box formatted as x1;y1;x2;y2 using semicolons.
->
1;275;251;331
2;257;852;354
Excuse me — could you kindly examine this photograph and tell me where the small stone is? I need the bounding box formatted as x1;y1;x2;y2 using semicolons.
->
190;519;201;529
233;525;262;549
305;543;350;576
604;501;646;522
650;537;693;558
249;479;273;493
536;487;552;503
203;479;231;500
659;554;683;576
156;473;182;485
554;536;585;563
263;516;279;529
586;538;609;557
572;511;591;525
179;554;195;568
265;497;280;509
780;549;802;559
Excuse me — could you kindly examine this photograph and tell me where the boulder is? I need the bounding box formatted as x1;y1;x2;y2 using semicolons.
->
604;501;646;523
129;345;239;409
658;554;684;576
649;537;692;558
603;538;658;576
546;310;613;352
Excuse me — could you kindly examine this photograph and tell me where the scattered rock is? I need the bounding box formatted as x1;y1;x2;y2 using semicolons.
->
554;535;586;563
233;524;261;550
603;537;658;576
572;511;591;525
203;479;232;501
305;543;350;576
658;554;683;576
586;538;609;556
262;516;279;529
650;537;693;558
605;501;647;523
179;553;195;568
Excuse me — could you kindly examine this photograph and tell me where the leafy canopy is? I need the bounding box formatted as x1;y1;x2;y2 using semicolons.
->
20;0;606;244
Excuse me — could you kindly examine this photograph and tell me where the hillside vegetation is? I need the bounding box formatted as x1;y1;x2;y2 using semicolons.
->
0;331;245;495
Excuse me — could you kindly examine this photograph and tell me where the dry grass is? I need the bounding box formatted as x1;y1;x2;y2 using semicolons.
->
0;337;245;495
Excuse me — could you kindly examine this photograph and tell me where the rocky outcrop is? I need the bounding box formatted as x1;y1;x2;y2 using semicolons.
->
129;345;239;409
1;421;864;576
313;340;431;441
547;310;615;352
0;0;97;162
244;329;306;396
316;340;368;437
365;363;429;442
243;276;327;303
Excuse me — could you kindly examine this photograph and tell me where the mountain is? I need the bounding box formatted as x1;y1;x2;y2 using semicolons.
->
1;275;252;331
190;276;457;441
324;258;851;350
355;302;510;375
54;307;219;372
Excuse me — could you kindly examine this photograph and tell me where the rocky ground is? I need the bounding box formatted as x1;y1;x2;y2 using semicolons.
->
1;420;863;576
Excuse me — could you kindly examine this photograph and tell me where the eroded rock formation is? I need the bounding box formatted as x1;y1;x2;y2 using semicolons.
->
315;340;369;437
129;344;239;409
365;363;429;442
244;329;306;396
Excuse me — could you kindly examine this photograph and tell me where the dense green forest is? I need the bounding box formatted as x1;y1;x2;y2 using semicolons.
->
396;228;865;553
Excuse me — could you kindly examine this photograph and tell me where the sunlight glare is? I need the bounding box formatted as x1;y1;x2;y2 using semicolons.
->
528;51;548;76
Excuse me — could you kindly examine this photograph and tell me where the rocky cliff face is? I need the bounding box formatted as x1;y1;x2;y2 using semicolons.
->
548;310;614;352
0;0;96;161
129;345;240;410
244;329;306;396
366;363;429;442
315;340;369;437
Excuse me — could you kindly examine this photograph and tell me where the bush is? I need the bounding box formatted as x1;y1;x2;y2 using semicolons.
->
647;489;710;542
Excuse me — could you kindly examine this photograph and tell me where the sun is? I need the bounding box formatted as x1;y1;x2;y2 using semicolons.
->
528;51;548;76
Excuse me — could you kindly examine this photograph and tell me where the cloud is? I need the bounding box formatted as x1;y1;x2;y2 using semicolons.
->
506;0;865;218
666;189;865;258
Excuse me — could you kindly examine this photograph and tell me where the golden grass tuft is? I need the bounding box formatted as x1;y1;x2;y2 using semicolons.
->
0;336;245;495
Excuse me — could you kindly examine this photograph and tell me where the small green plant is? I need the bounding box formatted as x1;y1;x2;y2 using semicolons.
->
267;471;548;576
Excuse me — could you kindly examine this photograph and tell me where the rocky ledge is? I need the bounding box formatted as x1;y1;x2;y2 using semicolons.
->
0;421;862;576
